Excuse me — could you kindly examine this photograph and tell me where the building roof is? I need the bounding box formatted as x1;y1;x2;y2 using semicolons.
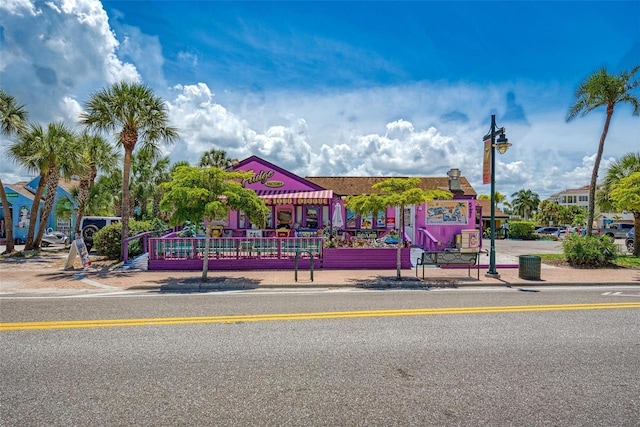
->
5;182;35;200
475;199;509;219
548;184;601;199
305;176;477;197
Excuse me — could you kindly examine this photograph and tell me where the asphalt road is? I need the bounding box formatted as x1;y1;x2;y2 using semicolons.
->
2;288;639;426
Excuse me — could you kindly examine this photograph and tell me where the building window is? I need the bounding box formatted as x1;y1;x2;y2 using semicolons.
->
305;206;319;229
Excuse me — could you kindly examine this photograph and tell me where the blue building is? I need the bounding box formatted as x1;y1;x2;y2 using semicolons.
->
0;177;77;244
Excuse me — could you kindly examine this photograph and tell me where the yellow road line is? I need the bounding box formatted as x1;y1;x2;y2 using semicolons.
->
2;302;639;331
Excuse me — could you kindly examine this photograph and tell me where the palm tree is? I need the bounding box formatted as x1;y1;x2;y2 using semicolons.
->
73;132;120;237
33;125;82;248
80;81;179;260
198;148;233;169
566;65;640;235
91;171;123;216
510;189;541;220
7;122;76;250
130;151;170;220
479;191;507;208
0;89;28;253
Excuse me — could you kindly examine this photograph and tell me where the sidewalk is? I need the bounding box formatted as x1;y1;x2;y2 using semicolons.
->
1;249;638;294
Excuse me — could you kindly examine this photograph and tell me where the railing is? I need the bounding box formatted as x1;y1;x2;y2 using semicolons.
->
418;228;441;252
123;229;172;264
148;236;324;261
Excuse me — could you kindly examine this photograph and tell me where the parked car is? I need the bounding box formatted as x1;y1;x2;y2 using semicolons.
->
41;231;70;247
594;222;634;241
626;227;634;253
535;226;560;235
80;216;121;251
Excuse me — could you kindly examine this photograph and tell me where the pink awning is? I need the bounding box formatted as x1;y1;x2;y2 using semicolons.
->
257;190;333;205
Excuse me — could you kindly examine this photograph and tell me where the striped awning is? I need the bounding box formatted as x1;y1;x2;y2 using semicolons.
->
256;190;333;205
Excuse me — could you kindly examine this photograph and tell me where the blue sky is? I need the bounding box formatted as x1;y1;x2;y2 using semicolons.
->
1;0;639;201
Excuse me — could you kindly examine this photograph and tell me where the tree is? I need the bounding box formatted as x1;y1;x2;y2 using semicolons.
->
609;172;640;256
557;205;587;228
0;89;28;253
478;191;507;208
80;81;179;261
596;152;640;212
33;125;82;248
90;170;123;216
566;65;640;235
510;189;540;220
160;165;268;282
6;122;77;250
535;200;562;226
598;152;640;256
130;151;171;220
73;132;120;237
346;178;452;280
198;148;234;169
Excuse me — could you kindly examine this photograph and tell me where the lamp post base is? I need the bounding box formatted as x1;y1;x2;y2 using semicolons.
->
485;272;501;279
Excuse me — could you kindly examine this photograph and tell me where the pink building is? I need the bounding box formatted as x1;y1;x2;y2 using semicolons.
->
147;156;481;270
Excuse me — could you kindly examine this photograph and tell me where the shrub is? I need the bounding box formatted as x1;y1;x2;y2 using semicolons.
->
508;221;537;239
93;220;163;259
562;234;618;267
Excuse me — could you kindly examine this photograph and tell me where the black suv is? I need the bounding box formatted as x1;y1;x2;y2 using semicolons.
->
625;227;634;253
80;216;121;251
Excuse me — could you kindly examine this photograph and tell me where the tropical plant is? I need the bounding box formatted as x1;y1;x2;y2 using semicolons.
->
562;233;618;267
557;205;587;227
131;151;170;220
198;148;235;169
608;172;640;256
89;170;123;216
478;191;507;208
0;89;28;253
535;200;563;226
80;81;179;260
93;219;161;259
597;152;640;255
566;65;640;235
506;221;537;240
160;165;268;282
6;121;78;250
510;189;540;220
73;132;119;237
346;178;452;280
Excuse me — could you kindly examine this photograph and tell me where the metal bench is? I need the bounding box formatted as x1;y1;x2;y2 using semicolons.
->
415;250;479;279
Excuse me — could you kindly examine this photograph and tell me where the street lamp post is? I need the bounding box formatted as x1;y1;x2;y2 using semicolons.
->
483;114;511;278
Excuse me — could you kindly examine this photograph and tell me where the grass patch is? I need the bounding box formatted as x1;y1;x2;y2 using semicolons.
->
538;252;640;269
615;254;640;268
538;254;564;261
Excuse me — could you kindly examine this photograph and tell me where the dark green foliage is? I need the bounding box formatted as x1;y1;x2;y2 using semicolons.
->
93;220;161;259
507;221;537;239
177;221;197;237
562;234;618;267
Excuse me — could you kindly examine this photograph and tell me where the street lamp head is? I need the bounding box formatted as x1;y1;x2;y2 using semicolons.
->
494;133;511;154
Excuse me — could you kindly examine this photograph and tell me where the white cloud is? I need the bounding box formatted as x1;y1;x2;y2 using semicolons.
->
0;0;139;125
1;1;638;205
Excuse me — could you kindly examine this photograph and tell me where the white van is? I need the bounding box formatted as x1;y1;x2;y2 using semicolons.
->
80;216;121;251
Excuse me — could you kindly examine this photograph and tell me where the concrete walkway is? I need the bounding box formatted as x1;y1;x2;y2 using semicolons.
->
1;241;638;294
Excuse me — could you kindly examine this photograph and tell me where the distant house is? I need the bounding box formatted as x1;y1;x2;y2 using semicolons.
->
594;212;634;228
548;184;601;209
0;177;77;244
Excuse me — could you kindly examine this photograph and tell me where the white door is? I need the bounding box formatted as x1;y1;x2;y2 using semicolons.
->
401;206;415;244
